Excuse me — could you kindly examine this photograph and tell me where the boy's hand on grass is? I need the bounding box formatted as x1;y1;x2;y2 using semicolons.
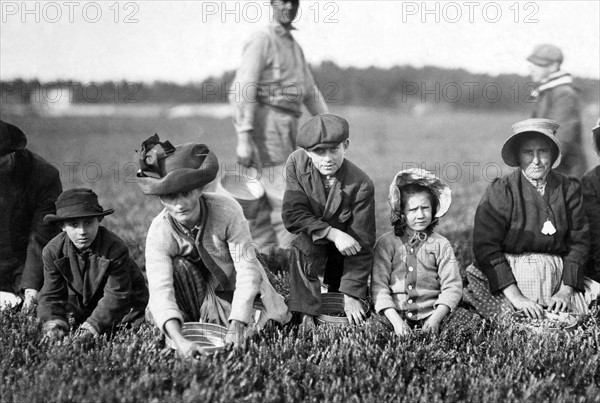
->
22;289;38;312
549;284;573;313
41;328;66;344
40;320;68;344
329;229;361;256
176;338;208;360
225;320;247;348
344;294;366;325
164;319;208;360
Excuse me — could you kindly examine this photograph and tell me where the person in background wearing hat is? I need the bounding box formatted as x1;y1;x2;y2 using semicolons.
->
282;114;376;327
463;118;594;320
371;169;469;336
37;188;148;341
0;120;62;310
581;120;600;285
527;44;587;177
137;135;290;359
229;0;329;258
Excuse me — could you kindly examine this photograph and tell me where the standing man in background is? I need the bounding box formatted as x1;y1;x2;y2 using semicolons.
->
0;120;62;310
527;44;587;177
230;0;329;259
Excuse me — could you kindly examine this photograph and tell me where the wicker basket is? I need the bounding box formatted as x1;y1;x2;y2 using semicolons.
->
165;322;227;352
315;292;370;325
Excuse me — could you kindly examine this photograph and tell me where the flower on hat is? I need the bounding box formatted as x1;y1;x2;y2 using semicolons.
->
136;134;219;195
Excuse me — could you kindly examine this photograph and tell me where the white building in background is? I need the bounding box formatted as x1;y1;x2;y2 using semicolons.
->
30;84;73;116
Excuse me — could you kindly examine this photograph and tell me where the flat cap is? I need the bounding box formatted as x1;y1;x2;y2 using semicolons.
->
297;114;349;150
527;44;564;66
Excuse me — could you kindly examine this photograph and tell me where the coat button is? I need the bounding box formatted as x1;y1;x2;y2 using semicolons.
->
407;312;413;317
408;285;413;290
408;299;413;304
408;267;414;272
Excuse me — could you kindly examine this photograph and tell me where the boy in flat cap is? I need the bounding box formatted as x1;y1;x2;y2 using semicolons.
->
283;114;376;327
527;44;587;177
38;188;148;341
0;120;62;311
229;0;329;257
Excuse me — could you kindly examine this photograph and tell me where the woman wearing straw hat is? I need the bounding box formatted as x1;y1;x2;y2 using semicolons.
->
463;118;595;320
582;119;600;284
136;135;290;359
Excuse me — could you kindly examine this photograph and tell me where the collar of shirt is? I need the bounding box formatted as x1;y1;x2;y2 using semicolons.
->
539;71;573;91
522;170;548;195
171;214;201;240
272;21;296;37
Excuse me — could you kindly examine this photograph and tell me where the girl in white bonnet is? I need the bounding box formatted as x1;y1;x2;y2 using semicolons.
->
371;168;471;335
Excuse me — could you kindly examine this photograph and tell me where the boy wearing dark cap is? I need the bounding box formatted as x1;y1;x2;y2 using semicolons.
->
38;188;148;341
527;43;587;177
283;114;376;327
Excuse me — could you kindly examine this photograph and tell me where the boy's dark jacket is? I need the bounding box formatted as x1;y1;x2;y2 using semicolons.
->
38;226;148;334
582;166;600;282
282;149;376;299
0;149;62;292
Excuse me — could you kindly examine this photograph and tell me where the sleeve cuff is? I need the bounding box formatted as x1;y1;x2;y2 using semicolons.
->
311;226;331;243
339;279;368;300
374;298;396;314
434;295;460;311
485;262;516;293
42;319;69;333
81;321;100;337
562;260;585;291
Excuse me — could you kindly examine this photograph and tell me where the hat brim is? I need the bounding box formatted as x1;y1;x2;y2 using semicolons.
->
138;152;219;195
526;55;554;67
389;168;452;219
306;141;345;151
43;209;114;224
593;124;600;154
501;131;562;169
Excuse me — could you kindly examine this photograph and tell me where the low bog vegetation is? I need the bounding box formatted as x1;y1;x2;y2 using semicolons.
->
2;303;600;402
2;112;599;401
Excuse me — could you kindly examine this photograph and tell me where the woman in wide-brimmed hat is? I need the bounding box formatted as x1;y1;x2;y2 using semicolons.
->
136;135;290;359
581;119;600;283
463;118;597;320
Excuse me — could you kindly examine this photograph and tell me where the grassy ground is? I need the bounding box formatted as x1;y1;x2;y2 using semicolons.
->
1;109;600;401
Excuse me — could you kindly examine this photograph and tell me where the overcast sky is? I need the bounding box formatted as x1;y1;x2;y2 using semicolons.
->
1;0;599;83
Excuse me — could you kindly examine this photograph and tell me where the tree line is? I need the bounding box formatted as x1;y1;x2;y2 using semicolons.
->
1;61;598;112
